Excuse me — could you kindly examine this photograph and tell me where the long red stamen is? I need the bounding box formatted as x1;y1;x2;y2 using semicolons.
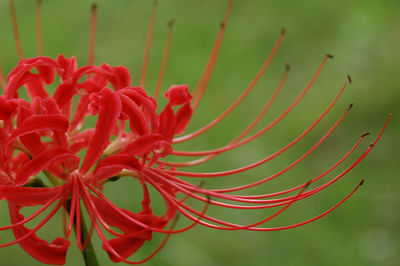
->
175;29;285;143
9;0;24;59
88;3;97;65
82;194;178;265
191;0;234;108
217;134;366;195
81;222;95;251
85;181;183;234
151;129;366;205
155;19;175;101
0;191;63;231
149;174;364;231
167;85;349;177
79;180;124;237
66;178;79;238
75;186;83;250
139;0;157;88
0;196;68;247
36;0;43;56
171;55;333;157
148;168;326;209
234;64;290;142
166;65;289;167
233;180;312;229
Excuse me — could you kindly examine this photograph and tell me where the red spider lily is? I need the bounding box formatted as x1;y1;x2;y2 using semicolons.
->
0;0;391;265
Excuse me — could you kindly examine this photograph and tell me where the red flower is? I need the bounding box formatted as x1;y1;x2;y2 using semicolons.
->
0;0;390;265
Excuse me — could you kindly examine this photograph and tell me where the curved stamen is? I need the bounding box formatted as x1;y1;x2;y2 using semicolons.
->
79;179;124;237
147;166;351;210
149;175;364;231
164;65;288;167
0;190;63;231
191;0;234;108
176;29;285;143
149;132;365;204
0;194;68;247
9;0;24;59
155;19;175;101
88;3;98;65
66;177;79;238
217;134;366;195
140;0;157;88
36;0;43;56
172;55;334;157
167;95;350;178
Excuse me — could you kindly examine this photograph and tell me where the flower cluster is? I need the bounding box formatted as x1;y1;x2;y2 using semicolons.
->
0;0;390;265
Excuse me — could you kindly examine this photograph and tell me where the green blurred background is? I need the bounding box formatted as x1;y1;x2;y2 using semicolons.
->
0;0;398;265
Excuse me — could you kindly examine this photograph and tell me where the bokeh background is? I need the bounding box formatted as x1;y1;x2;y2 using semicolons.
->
0;0;398;265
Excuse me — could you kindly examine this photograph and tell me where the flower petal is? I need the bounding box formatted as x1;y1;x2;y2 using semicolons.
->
16;147;79;185
174;102;193;134
119;93;149;135
120;134;164;156
164;84;192;106
94;154;142;183
8;203;70;265
80;88;122;174
6;114;69;153
0;185;66;206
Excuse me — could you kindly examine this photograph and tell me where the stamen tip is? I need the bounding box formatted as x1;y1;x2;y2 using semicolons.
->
220;21;226;29
91;3;97;12
326;54;334;59
359;179;365;186
167;19;176;28
361;132;370;138
153;0;158;6
285;63;291;71
206;193;211;202
281;28;286;35
305;180;312;189
199;180;206;188
347;103;353;110
369;143;375;148
347;74;352;83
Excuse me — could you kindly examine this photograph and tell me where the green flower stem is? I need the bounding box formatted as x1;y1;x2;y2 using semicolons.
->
77;215;99;266
65;198;99;266
42;172;98;265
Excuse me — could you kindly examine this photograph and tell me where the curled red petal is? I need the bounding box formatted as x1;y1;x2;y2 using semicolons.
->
80;88;122;174
119;88;159;133
16;148;79;185
36;64;55;84
174;102;193;134
6;114;69;152
158;104;176;142
100;64;131;90
121;134;164;156
119;93;149;135
105;231;152;263
164;84;192;106
53;83;77;110
0;96;15;120
8;203;70;265
6;57;57;99
0;185;66;206
55;54;77;81
94;154;142;183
